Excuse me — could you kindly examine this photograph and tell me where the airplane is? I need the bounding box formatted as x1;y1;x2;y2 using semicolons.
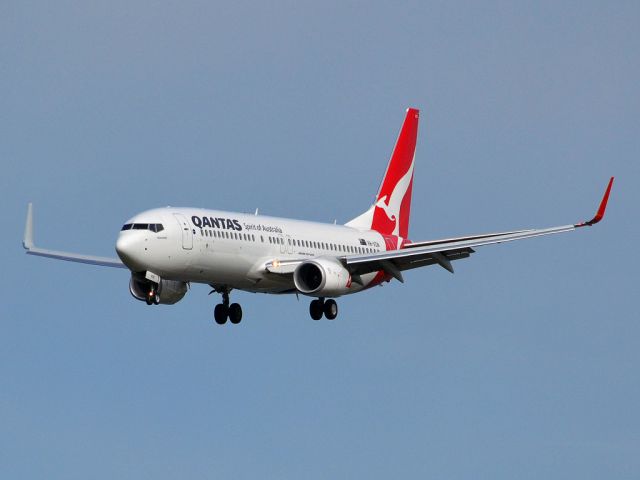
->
23;108;614;324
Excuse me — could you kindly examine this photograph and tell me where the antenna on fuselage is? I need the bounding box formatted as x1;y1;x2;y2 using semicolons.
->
255;208;259;216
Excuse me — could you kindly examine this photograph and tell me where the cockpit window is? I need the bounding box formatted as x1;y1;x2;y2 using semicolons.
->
123;223;164;232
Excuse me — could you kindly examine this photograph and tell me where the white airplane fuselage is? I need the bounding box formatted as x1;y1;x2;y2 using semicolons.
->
116;208;392;295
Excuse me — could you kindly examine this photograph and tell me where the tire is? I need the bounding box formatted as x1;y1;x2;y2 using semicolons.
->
214;304;228;324
153;293;160;305
228;303;243;324
309;299;323;320
324;299;338;320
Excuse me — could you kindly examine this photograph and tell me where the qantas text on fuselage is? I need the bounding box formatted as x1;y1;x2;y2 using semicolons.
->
23;108;614;324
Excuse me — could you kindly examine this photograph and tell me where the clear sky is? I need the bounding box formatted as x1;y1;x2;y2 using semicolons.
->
1;1;639;478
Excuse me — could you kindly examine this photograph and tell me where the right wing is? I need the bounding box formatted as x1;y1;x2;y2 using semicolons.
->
23;203;126;269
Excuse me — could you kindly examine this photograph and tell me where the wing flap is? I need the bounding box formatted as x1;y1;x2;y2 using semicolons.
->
26;247;126;268
346;224;576;275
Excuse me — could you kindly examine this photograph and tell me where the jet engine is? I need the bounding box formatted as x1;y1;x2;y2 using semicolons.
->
293;258;352;297
129;274;188;305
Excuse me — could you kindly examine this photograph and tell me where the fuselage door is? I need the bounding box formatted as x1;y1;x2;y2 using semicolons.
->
173;213;193;250
286;235;294;254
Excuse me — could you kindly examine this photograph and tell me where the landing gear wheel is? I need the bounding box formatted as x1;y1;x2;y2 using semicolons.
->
324;299;338;320
228;303;243;324
146;285;160;306
310;299;324;320
214;304;228;324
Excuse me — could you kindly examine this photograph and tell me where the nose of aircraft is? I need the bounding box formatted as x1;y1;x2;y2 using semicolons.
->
116;233;144;270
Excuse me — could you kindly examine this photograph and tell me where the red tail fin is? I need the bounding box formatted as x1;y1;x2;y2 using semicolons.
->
346;108;419;238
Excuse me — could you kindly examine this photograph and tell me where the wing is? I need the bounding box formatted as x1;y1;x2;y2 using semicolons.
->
23;203;126;269
266;177;614;282
345;177;614;282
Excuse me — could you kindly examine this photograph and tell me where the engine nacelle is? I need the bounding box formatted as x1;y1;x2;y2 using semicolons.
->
293;258;351;297
129;274;188;305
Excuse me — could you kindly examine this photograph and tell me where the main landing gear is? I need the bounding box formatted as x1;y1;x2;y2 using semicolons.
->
212;288;243;325
309;298;338;321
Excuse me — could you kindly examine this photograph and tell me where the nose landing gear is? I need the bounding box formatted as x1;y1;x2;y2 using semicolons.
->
212;288;243;325
309;298;338;320
145;285;160;305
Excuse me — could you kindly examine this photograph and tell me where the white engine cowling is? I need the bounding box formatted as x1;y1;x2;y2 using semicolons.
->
293;258;351;297
129;274;188;305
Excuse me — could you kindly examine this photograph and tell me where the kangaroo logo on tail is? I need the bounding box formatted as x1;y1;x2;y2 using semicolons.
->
345;108;419;240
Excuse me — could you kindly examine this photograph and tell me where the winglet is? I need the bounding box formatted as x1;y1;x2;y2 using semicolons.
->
23;203;34;250
576;177;614;227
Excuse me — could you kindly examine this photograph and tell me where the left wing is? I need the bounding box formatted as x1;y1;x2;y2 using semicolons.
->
345;177;614;282
23;203;126;269
265;177;614;282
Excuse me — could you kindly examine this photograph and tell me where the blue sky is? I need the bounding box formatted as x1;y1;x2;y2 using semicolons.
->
1;1;639;478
